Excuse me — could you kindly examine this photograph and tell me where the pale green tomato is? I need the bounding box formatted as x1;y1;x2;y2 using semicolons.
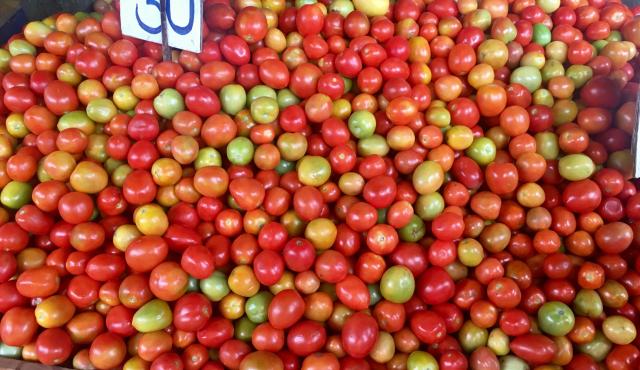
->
153;88;185;119
200;271;230;301
532;88;554;107
577;331;612;362
348;110;376;139
415;192;445;221
574;289;603;318
500;355;529;370
245;291;273;323
357;134;389;156
607;30;622;42
247;85;277;105
407;351;438;370
0;343;21;358
510;66;542;93
466;137;496;165
85;134;108;162
329;0;355;16
1;181;32;209
6;113;28;138
487;328;509;356
535;132;559;160
459;321;488;352
566;65;593;88
541;59;565;82
132;299;172;332
466;9;492;30
86;98;117;123
536;0;560;13
520;51;546;69
380;266;415;304
559;154;595;181
220;84;247;115
277;88;300;108
250;96;279;124
227;137;254;165
195;147;222;169
533;24;551;46
57;111;96;135
8;39;36;56
112;164;133;187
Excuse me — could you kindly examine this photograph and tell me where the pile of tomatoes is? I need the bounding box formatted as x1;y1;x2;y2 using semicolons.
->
1;0;640;368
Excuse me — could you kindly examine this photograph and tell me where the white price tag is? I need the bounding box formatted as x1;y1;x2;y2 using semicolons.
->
120;0;203;53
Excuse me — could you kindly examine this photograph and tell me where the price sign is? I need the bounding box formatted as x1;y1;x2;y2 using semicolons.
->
120;0;203;53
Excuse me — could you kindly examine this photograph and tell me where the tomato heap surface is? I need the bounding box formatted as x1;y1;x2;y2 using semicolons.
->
1;0;640;369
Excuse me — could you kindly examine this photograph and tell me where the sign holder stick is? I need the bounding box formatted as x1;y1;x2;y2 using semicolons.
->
159;0;171;61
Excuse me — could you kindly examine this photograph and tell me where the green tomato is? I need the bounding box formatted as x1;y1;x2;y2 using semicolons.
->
459;321;488;353
187;276;199;292
407;351;438;370
251;96;279;124
0;49;10;73
329;0;355;16
245;291;273;323
275;159;295;174
348;110;376;139
458;238;485;267
533;24;552;46
380;266;415;304
559;154;595;181
425;106;451;128
113;85;139;111
398;215;426;243
195;147;222;169
357;134;389;156
541;59;565;83
295;0;316;7
111;164;133;187
577;330;612;362
247;85;277;105
510;66;542;93
104;158;123;174
536;0;560;13
467;9;492;30
376;208;387;224
415;193;445;221
234;316;257;341
0;343;21;358
535;132;559;160
8;39;36;56
86;98;117;123
466;137;496;166
297;156;331;186
574;289;604;318
487;328;510;356
368;284;381;306
153;88;184;119
220;84;247;115
607;30;622;42
58;111;96;135
132;299;173;332
1;181;32;209
532;88;554;107
277;88;300;108
227;137;255;165
538;301;575;336
200;271;230;301
592;40;608;53
6;113;28;138
545;41;568;63
500;355;529;370
565;64;593;88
